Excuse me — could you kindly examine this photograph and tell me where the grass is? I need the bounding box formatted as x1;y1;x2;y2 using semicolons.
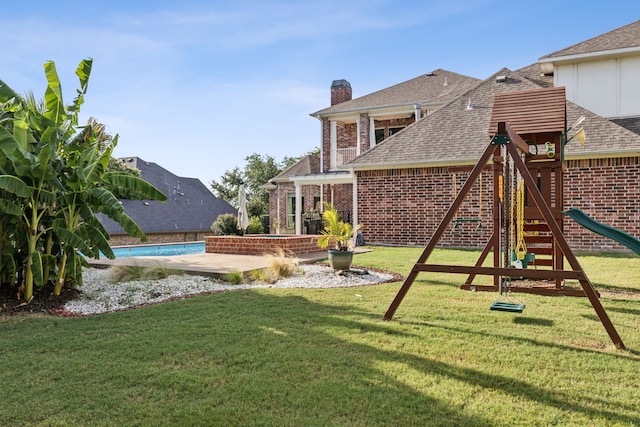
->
107;263;179;282
1;246;639;426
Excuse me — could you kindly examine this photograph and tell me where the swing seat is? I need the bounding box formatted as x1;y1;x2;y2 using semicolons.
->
489;301;525;313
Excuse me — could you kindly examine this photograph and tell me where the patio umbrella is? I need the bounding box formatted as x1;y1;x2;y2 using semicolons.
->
237;185;250;231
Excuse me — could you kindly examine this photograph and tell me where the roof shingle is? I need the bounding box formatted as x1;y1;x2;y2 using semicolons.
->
312;69;480;116
347;68;640;169
540;19;640;59
98;157;236;235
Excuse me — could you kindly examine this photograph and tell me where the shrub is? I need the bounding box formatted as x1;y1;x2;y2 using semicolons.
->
211;213;243;236
259;248;301;283
224;271;244;284
246;216;264;234
108;264;178;282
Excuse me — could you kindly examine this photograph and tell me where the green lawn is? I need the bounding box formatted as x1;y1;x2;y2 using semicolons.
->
1;247;639;426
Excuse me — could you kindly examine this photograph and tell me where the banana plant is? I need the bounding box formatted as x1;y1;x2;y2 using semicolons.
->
0;58;167;301
52;124;166;295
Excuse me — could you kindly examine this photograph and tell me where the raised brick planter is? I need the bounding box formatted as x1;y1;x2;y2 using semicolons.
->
205;235;320;256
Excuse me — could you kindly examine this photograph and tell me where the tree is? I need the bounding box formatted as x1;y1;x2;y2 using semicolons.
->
210;149;318;218
0;59;167;302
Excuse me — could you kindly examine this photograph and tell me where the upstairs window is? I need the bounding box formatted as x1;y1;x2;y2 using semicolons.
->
375;126;405;144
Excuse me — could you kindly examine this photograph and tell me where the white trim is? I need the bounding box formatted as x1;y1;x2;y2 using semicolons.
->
295;183;302;235
290;172;355;186
369;117;375;149
319;119;324;173
539;46;640;66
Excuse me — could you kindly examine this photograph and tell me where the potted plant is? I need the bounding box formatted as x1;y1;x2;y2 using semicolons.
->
317;203;361;270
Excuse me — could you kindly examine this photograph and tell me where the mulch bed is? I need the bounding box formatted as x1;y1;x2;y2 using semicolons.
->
0;283;80;318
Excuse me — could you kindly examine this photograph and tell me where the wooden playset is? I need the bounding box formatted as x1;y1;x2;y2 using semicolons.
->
383;87;626;349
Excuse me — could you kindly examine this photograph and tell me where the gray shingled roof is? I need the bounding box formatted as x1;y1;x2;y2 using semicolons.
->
540;19;640;59
312;69;481;116
97;157;236;235
515;63;554;88
347;68;640;169
270;154;320;182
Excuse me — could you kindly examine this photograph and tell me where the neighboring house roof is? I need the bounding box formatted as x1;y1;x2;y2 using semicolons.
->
346;68;640;170
97;157;236;235
540;19;640;60
269;154;320;183
514;63;554;88
311;69;480;117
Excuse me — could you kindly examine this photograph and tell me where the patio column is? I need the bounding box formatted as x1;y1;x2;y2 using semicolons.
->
330;120;337;169
295;183;302;235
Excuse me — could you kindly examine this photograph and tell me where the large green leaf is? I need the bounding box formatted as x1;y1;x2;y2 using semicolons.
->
12;108;29;150
43;61;65;125
0;198;24;216
82;140;111;184
110;212;147;241
103;172;168;201
86;186;126;214
0;79;20;103
53;226;93;257
69;59;92;120
78;222;114;259
31;251;44;287
0;126;35;177
0;175;32;198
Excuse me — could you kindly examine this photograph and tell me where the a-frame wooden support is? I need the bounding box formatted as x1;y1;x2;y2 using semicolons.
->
383;122;625;350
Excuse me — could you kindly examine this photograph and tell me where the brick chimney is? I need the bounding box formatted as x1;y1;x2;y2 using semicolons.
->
331;79;352;106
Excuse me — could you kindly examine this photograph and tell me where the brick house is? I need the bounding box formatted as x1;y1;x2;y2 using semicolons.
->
266;70;481;234
267;19;640;252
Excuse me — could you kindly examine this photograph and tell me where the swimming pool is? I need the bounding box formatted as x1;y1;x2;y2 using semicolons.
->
110;242;205;258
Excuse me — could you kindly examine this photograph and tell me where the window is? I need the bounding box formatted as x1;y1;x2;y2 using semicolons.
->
375;126;405;144
389;126;404;136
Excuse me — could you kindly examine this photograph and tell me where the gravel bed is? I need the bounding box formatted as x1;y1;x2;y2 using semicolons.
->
61;265;395;316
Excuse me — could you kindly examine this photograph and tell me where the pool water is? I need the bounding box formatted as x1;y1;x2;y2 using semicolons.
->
110;242;205;258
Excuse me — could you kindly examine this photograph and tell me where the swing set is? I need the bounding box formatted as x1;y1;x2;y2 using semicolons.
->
383;87;626;349
451;173;484;237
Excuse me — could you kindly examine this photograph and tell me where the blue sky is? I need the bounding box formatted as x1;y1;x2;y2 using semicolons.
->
0;1;636;186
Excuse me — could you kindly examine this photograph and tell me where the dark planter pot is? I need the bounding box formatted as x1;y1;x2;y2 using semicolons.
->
328;250;353;271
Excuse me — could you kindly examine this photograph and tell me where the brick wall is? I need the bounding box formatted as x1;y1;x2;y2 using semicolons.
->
356;156;640;253
359;114;370;154
563;157;640;252
323;183;353;215
357;167;491;247
205;235;320;255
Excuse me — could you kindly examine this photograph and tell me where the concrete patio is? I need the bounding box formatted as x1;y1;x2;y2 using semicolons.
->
87;251;331;278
